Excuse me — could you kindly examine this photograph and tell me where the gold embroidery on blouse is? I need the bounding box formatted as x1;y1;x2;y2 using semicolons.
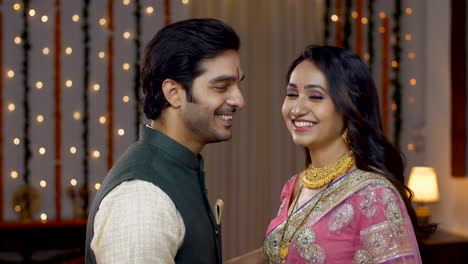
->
360;221;413;263
293;227;325;263
353;249;373;264
328;203;355;232
264;170;408;263
381;187;395;205
358;185;379;218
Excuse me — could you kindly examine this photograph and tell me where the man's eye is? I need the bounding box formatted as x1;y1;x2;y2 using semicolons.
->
214;86;228;91
286;93;298;97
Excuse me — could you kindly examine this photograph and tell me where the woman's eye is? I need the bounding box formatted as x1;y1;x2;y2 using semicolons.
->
286;93;298;97
309;95;324;100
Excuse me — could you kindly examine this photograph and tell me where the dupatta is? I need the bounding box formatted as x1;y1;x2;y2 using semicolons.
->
263;170;421;264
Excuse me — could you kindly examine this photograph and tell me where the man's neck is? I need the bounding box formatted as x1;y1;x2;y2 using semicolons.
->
150;120;204;154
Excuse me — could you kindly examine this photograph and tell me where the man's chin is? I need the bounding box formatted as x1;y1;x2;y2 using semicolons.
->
208;132;232;144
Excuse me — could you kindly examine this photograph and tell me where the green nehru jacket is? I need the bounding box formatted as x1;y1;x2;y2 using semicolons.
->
85;125;221;263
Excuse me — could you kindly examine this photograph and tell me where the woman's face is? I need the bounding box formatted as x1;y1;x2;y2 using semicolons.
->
282;60;345;150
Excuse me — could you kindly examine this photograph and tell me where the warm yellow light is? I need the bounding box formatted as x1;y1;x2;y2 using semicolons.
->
145;6;154;14
93;83;100;91
36;115;44;123
98;51;105;59
391;103;397;111
122;63;130;71
391;60;398;68
407;143;414;151
70;146;77;154
41;15;48;22
43;47;50;55
379;12;386;19
99;18;107;26
123;0;130;5
73;111;81;120
405;34;412;41
408;167;440;203
7;70;15;78
13;3;21;11
351;11;358;19
36;81;43;89
70;178;78;186
361;17;368;24
40;213;47;221
8;103;16;112
181;0;190;5
29;9;36;17
39;147;46;155
40;180;47;188
410;78;417;86
406;8;413;15
95;183;101;190
122;96;130;103
93;150;101;158
118;129;125;136
364;53;370;61
13;138;20;145
123;32;131;39
65;80;73;88
72;14;80;22
99;116;106;124
11;170;19;179
14;36;22;45
15;205;21;212
331;14;339;22
65;47;73;55
408;52;416;60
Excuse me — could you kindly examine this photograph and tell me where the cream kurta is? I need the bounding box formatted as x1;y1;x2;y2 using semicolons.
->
91;180;185;263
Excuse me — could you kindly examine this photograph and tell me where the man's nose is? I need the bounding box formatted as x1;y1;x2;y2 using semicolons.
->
227;87;245;109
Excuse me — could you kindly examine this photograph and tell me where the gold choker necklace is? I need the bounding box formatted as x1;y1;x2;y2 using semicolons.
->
302;151;354;189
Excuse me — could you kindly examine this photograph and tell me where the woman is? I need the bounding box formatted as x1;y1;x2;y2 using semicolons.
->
263;45;431;264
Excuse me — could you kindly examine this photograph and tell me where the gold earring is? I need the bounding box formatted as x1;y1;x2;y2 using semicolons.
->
342;129;350;145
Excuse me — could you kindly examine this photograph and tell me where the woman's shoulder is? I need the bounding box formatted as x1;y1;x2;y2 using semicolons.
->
279;173;302;201
341;169;399;193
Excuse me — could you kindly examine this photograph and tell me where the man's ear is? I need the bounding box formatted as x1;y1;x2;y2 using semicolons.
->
162;79;185;108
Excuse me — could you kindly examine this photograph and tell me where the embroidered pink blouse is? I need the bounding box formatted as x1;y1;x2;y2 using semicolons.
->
263;170;421;264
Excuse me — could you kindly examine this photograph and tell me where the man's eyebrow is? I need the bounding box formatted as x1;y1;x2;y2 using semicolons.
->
209;74;245;84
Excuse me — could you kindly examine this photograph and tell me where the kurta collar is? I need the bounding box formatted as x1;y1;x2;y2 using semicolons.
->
139;125;202;171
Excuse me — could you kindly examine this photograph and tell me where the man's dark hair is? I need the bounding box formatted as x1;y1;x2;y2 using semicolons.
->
141;18;240;120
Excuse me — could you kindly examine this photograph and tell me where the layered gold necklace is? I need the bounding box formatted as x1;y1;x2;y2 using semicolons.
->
278;185;325;264
278;151;354;263
302;150;354;189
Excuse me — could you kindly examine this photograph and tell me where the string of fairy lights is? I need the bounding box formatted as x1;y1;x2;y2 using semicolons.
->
325;0;418;154
3;0;191;221
3;0;419;221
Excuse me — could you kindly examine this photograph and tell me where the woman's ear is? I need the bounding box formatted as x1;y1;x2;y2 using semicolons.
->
161;79;185;108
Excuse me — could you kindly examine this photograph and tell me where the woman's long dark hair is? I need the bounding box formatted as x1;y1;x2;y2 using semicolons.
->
287;45;435;241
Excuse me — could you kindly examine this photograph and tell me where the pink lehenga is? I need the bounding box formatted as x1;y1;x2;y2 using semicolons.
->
263;169;422;264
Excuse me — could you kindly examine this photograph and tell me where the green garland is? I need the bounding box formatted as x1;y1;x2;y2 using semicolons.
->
343;0;352;49
391;0;402;147
133;0;142;140
81;0;90;213
367;0;375;74
323;0;331;44
21;0;31;185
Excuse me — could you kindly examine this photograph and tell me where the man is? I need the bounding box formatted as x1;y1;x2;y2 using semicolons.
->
85;18;245;264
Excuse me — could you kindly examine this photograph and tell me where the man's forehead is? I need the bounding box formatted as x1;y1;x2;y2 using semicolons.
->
203;65;243;80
